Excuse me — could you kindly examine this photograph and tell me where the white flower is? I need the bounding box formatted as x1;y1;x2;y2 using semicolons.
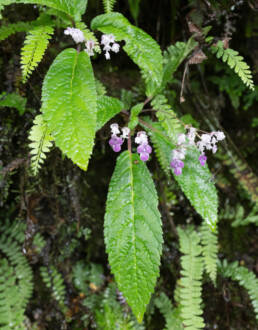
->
85;40;95;56
214;131;225;141
212;145;217;154
103;44;111;52
105;51;111;60
173;148;186;160
111;43;120;53
121;127;130;139
64;27;85;44
135;131;148;145
187;127;196;145
110;123;120;135
177;133;186;145
197;141;205;154
201;134;211;144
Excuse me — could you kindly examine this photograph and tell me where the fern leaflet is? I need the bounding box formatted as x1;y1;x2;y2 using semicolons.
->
219;259;258;320
28;114;53;175
21;25;54;82
155;293;184;330
200;221;218;284
178;227;205;329
211;41;254;90
0;21;32;41
102;0;117;13
151;94;183;143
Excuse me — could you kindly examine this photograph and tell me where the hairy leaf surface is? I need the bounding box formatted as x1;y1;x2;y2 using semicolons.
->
41;48;97;170
96;95;124;130
104;151;163;322
91;12;163;96
142;120;218;229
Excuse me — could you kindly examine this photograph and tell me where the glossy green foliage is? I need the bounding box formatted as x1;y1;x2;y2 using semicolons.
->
154;293;183;330
219;260;258;320
178;227;204;330
91;12;163;97
41;48;97;171
0;92;27;115
40;266;66;308
104;151;163;322
162;39;197;89
0;221;33;329
145;120;218;230
96;95;124;130
211;41;254;90
0;0;87;21
200;221;218;283
128;0;141;24
21;25;54;82
28;114;53;175
102;0;117;13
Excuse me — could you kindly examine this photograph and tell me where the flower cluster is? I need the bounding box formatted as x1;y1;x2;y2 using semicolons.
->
109;124;152;162
170;127;225;176
109;124;130;152
135;131;152;162
101;34;120;60
64;28;120;60
64;27;85;44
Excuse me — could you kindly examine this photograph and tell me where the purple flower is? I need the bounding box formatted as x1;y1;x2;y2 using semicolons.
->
173;167;183;176
109;136;123;152
199;154;207;166
137;144;152;154
140;152;150;162
170;159;184;169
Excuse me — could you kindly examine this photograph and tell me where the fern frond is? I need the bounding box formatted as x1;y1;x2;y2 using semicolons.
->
178;227;205;330
21;25;54;82
219;259;258;320
200;221;218;284
151;94;183;143
211;41;254;90
0;21;32;41
75;22;101;53
28;114;53;175
102;0;117;13
40;266;66;308
162;38;197;89
155;293;184;330
0;221;33;329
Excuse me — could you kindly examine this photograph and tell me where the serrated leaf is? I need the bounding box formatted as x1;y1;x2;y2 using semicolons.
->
142;120;218;230
21;25;54;83
96;95;124;130
91;12;163;97
104;150;163;322
128;102;143;130
41;48;97;170
0;0;87;21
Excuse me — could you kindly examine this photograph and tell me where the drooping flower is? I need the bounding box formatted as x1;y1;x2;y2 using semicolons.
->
101;34;120;60
135;131;152;162
85;40;95;56
198;154;207;166
64;27;85;44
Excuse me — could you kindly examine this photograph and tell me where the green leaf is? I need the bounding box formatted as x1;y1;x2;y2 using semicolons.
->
143;120;218;230
104;151;163;322
0;0;87;21
128;102;144;130
96;95;124;131
0;92;27;115
91;12;163;97
178;227;204;329
162;38;197;89
28;114;53;175
210;42;254;90
41;48;97;171
21;25;54;83
102;0;117;13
